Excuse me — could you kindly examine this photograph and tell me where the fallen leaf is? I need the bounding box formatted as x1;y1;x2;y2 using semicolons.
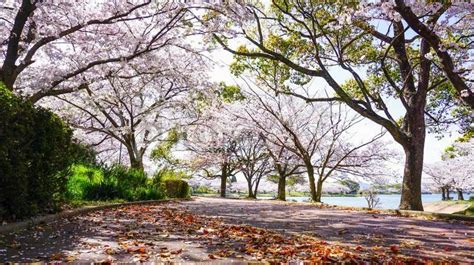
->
171;248;183;255
390;245;399;254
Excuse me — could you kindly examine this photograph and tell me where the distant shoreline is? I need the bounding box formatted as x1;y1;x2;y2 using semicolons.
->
194;192;438;198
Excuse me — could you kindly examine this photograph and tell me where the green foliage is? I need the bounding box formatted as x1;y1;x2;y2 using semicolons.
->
151;128;182;169
426;81;472;135
152;167;190;185
0;83;76;220
69;142;97;166
66;164;103;200
163;179;190;198
228;2;469;137
217;82;245;102
266;174;280;183
287;175;306;187
66;164;165;202
192;185;217;194
443;130;473;159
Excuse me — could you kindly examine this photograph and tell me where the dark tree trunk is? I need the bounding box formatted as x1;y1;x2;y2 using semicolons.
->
277;174;286;201
253;176;262;199
441;187;446;201
220;164;228;198
253;183;259;199
130;157;144;171
315;178;323;203
306;164;317;202
126;144;144;171
398;99;426;211
247;180;255;199
446;188;451;200
457;189;464;201
1;0;36;90
220;174;227;198
399;141;425;210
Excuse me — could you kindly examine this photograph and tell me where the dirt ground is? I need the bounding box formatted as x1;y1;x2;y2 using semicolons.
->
0;197;473;263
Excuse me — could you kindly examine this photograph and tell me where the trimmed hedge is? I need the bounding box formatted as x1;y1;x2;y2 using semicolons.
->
0;83;75;220
163;179;190;198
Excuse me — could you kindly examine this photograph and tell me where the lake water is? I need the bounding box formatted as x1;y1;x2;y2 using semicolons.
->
273;193;472;209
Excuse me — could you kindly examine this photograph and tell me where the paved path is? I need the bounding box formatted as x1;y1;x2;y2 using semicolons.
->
0;197;473;263
183;197;474;263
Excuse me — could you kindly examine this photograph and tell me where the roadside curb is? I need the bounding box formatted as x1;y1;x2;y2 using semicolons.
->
0;199;185;235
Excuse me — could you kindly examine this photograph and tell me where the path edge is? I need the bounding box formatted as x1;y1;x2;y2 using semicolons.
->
0;199;187;234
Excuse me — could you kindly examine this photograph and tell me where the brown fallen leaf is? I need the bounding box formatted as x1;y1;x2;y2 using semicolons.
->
390;245;399;254
171;248;183;255
50;252;65;261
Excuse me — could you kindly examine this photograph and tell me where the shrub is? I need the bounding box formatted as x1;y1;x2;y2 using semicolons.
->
192;185;217;194
66;164;103;200
70;142;98;166
163;179;190;198
152;168;190;185
66;164;165;202
0;83;75;220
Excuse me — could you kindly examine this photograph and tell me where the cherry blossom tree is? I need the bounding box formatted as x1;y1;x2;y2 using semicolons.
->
448;157;473;201
206;1;473;210
184;101;243;198
425;139;473;200
232;130;273;199
423;162;453;200
238;89;392;202
51;49;208;171
262;140;302;200
0;0;193;102
445;139;473;200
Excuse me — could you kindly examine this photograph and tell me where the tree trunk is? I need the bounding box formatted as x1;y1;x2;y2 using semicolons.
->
446;188;451;200
220;164;228;198
457;189;464;201
220;174;227;198
315;178;323;203
399;140;425;211
247;180;255;199
1;0;36;90
126;144;144;171
441;187;446;201
277;174;286;201
306;164;317;202
130;157;144;171
253;177;262;199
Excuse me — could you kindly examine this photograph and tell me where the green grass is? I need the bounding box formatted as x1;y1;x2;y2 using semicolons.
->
456;200;474;216
437;200;474;216
65;199;127;208
66;163;165;202
66;164;104;200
